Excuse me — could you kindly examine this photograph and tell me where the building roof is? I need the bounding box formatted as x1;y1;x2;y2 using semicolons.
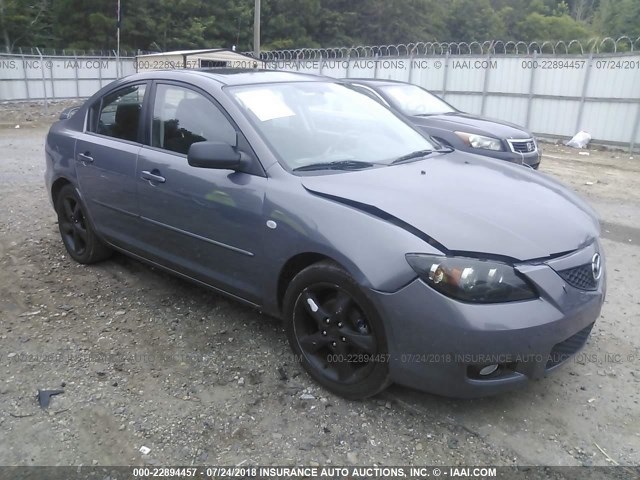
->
136;48;256;60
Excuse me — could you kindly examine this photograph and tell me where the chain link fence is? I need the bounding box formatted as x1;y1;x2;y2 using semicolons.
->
1;37;639;150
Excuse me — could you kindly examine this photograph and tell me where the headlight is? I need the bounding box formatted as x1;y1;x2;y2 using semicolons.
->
405;254;537;303
455;132;503;151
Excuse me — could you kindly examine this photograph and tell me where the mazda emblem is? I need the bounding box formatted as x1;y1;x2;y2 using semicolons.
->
591;253;602;280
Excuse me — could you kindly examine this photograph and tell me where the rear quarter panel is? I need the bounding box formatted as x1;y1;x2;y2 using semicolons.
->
45;119;82;206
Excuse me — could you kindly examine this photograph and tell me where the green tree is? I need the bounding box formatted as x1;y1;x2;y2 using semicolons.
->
516;12;593;40
3;0;637;54
260;0;322;50
50;0;111;50
445;0;507;41
152;0;215;51
210;0;254;51
315;0;360;46
351;0;448;45
566;0;599;22
593;0;640;38
87;12;114;50
0;0;49;52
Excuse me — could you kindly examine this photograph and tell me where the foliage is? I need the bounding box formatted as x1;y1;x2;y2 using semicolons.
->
593;0;640;39
516;12;593;40
0;0;636;53
0;0;50;52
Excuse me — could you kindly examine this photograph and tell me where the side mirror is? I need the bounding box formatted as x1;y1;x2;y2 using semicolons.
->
59;106;80;120
187;141;243;170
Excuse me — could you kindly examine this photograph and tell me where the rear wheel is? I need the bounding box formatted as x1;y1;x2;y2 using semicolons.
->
55;184;112;264
283;261;390;399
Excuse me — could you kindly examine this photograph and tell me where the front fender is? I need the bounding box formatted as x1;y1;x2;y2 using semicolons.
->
260;176;443;313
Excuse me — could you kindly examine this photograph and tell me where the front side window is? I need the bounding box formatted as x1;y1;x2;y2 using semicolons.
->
151;84;236;155
230;82;436;171
94;84;146;141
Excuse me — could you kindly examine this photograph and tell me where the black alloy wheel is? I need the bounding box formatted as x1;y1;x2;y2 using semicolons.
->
55;184;112;264
284;261;390;399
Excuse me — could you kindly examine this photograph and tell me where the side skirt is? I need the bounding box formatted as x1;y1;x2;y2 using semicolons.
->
103;240;265;312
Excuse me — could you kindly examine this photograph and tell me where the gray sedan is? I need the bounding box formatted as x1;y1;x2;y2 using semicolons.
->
45;69;605;399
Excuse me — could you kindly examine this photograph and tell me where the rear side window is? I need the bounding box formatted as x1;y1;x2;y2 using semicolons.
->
92;84;146;142
151;84;236;155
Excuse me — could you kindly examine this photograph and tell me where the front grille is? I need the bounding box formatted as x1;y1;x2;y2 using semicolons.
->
546;323;594;369
508;138;536;154
557;263;597;290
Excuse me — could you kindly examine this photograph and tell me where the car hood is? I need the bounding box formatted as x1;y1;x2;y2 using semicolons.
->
411;112;532;139
301;153;599;261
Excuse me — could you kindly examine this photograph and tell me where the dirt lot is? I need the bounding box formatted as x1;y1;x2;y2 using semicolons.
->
0;120;639;469
0;100;82;129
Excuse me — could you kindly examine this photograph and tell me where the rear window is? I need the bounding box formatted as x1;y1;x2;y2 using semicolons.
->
379;84;455;116
88;84;147;142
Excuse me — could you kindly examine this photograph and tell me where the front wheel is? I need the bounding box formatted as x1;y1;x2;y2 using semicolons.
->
283;261;391;399
55;184;112;264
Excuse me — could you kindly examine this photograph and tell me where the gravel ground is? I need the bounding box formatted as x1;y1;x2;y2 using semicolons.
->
0;100;82;128
0;120;639;468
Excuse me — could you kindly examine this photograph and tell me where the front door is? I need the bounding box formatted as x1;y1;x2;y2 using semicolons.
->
135;82;267;303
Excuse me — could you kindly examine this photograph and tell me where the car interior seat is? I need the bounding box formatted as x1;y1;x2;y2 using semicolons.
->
112;103;141;141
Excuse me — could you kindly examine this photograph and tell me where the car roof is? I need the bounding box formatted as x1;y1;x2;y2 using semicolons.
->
121;68;330;86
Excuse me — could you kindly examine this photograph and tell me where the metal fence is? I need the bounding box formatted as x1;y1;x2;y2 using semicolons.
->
1;38;639;151
0;52;135;103
267;52;640;151
258;37;640;152
253;36;640;59
8;47;149;57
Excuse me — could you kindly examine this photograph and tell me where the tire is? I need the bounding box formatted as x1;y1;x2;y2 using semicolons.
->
55;184;112;264
283;260;391;399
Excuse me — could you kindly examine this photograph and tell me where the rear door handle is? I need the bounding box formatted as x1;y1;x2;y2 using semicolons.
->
77;152;93;163
141;170;166;184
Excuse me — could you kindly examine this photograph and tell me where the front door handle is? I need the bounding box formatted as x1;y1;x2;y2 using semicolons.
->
77;152;94;163
141;170;166;184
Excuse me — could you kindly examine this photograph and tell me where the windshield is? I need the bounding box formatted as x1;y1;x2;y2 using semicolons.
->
379;84;456;116
230;82;436;171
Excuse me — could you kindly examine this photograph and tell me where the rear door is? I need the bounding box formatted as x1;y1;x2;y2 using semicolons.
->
75;83;148;248
135;82;267;303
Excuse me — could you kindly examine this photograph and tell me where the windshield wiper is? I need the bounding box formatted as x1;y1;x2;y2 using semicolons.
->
414;111;456;117
293;160;375;172
391;148;454;165
391;149;435;165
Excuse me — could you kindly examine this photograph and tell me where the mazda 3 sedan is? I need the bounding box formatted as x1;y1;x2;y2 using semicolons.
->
342;78;542;169
45;69;605;399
